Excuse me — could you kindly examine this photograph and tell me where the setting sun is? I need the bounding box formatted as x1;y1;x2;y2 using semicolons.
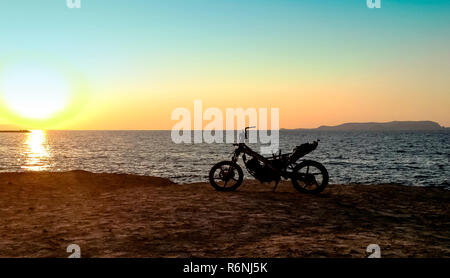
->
0;56;90;129
1;62;70;120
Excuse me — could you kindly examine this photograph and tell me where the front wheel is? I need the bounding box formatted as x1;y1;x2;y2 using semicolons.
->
209;161;244;191
291;160;328;194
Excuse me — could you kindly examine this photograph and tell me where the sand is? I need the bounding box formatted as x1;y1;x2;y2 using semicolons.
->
0;171;448;258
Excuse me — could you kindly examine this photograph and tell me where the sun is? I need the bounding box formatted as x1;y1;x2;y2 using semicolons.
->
0;55;90;129
1;62;70;120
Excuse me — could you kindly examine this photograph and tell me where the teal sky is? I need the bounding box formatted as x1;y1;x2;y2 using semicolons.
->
1;0;449;129
2;0;449;78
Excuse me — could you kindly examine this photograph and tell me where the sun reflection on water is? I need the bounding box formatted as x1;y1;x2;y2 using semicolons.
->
22;130;51;171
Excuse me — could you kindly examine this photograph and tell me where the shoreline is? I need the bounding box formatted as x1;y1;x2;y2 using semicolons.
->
0;171;449;258
1;170;448;189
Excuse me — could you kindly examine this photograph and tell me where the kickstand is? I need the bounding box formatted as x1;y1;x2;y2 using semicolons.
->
272;180;280;192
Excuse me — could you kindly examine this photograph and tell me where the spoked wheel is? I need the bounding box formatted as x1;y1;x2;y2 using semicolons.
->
209;161;244;191
291;160;329;194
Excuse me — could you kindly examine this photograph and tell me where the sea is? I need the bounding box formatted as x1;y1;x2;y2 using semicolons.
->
0;130;449;188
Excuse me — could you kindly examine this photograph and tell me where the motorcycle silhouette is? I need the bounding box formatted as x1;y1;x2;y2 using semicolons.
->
209;127;329;194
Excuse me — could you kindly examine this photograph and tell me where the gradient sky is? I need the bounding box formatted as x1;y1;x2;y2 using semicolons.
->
0;0;449;129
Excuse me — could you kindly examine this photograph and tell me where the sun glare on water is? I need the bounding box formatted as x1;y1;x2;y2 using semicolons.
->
22;130;51;171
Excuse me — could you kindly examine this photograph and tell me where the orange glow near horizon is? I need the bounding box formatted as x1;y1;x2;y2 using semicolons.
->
38;77;449;130
2;81;449;130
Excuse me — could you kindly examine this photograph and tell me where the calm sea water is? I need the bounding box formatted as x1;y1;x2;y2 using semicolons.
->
0;130;449;188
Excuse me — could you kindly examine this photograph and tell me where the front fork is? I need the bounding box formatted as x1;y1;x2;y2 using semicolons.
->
231;150;240;163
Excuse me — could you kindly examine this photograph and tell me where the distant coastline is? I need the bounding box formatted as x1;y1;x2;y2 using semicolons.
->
0;121;448;133
0;130;31;133
283;121;446;131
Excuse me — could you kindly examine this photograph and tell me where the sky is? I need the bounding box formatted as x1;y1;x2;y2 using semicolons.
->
0;0;449;129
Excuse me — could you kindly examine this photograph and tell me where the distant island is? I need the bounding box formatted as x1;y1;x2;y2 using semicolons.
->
284;121;446;131
0;130;31;133
0;124;30;133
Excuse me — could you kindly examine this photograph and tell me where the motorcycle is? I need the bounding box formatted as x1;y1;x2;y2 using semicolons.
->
209;127;329;194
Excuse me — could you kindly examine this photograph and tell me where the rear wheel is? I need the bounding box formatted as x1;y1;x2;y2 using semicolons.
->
291;160;328;194
209;161;244;191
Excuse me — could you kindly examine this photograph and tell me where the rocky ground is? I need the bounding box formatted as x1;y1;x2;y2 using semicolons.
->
0;171;448;257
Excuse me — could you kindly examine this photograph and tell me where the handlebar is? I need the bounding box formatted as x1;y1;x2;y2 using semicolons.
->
240;127;320;147
244;126;256;140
